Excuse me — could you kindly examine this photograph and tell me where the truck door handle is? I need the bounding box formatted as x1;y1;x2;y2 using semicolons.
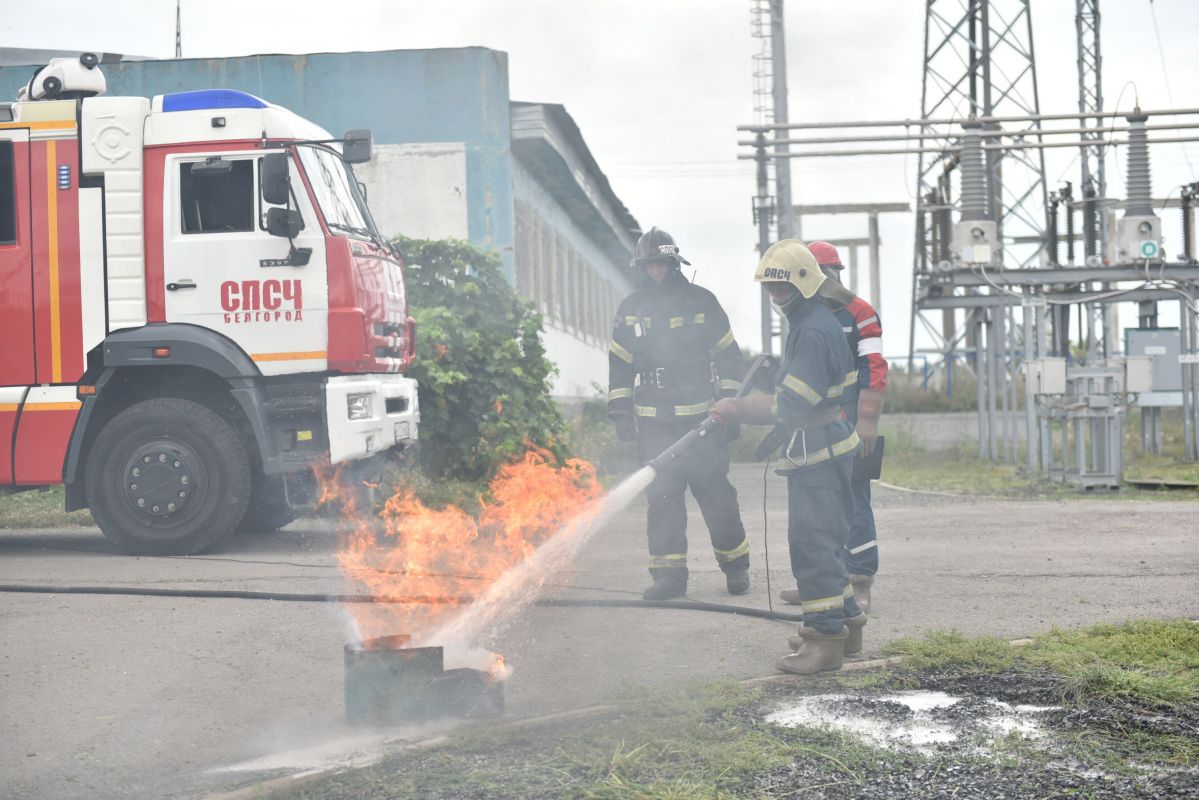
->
166;280;197;291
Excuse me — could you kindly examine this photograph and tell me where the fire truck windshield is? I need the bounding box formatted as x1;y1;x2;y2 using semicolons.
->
297;145;374;239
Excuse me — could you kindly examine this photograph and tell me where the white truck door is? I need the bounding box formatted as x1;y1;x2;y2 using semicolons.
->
161;151;327;376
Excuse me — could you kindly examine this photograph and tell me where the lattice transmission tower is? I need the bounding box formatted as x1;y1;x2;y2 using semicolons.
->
909;0;1050;366
748;0;795;354
1075;0;1114;354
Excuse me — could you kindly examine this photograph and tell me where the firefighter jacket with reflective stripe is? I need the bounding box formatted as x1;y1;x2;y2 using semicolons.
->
774;297;860;473
608;270;743;423
835;296;888;393
831;296;888;424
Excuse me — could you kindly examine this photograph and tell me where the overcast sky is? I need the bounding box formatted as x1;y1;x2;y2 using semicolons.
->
5;0;1199;357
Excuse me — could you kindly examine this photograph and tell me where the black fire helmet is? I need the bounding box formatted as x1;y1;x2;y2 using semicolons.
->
630;227;691;271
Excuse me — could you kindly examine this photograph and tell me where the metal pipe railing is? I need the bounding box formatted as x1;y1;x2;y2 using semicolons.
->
736;134;1199;160
736;106;1199;133
736;121;1199;148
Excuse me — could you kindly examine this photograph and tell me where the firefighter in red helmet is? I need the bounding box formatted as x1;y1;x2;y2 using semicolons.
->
781;240;888;615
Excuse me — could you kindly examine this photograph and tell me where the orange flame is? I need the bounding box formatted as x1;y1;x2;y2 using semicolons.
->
325;446;601;673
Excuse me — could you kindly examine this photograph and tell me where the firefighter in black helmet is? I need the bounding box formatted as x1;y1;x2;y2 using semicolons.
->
608;227;750;601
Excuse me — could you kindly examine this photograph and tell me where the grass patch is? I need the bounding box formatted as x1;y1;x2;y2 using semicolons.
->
883;631;1017;672
885;372;981;413
1022;620;1199;708
874;420;1044;496
0;486;94;529
884;620;1199;710
883;621;1199;772
1123;453;1199;486
879;448;1039;495
877;419;1199;498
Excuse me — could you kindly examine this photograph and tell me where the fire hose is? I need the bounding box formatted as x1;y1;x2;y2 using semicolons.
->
0;583;803;622
0;357;813;622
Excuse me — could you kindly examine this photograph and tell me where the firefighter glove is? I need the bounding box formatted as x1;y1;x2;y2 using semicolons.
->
856;388;885;457
613;415;637;443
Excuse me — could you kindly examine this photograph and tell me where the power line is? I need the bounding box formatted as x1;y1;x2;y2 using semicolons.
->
1148;0;1198;180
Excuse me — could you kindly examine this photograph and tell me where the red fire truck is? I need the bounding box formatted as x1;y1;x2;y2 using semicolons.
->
0;54;419;554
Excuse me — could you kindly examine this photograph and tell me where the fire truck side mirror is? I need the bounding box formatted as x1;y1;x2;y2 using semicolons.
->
261;153;291;206
342;129;373;164
266;207;302;239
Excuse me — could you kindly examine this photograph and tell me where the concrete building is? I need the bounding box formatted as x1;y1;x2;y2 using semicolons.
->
0;48;639;397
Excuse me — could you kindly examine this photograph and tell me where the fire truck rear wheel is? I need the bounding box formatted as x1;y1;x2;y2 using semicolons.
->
84;398;251;555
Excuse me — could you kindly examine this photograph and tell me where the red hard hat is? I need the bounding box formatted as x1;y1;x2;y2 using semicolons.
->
807;241;843;269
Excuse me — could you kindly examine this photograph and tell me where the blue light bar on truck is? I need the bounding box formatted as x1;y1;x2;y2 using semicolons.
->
161;89;268;112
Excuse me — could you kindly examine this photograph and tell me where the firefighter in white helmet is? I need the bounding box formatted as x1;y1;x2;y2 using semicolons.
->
710;239;866;674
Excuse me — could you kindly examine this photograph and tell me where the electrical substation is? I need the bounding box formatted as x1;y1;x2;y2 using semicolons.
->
743;0;1199;489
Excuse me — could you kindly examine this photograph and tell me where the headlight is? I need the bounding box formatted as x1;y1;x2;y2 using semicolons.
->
347;393;374;420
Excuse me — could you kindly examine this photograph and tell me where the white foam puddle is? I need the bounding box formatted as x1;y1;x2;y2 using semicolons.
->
765;690;1054;752
883;690;961;713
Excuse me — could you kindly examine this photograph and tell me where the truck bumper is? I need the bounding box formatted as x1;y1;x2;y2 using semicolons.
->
325;374;420;464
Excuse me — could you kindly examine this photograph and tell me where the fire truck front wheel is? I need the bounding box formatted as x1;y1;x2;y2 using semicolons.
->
85;398;252;555
237;475;297;534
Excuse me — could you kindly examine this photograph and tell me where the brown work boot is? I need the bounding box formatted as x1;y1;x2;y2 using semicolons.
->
844;613;867;659
779;588;802;605
776;626;847;675
850;574;874;615
786;613;866;654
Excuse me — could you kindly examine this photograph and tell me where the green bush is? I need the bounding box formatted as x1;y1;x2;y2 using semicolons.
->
395;236;568;485
885;371;981;413
562;388;637;480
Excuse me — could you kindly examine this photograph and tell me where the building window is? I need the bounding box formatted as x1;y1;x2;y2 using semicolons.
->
514;200;534;298
574;251;586;338
0;142;15;245
564;243;577;331
584;269;595;342
511;200;627;344
561;236;571;324
541;223;555;319
180;159;254;234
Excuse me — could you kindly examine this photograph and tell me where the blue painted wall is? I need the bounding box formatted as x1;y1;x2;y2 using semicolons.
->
0;48;516;276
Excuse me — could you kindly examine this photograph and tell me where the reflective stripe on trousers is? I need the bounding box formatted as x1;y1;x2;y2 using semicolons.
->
640;420;748;580
845;475;879;575
786;458;861;633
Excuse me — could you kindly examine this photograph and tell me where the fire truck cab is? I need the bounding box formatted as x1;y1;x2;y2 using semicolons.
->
0;55;419;554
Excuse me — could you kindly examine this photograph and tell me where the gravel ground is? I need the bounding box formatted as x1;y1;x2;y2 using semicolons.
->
322;669;1199;800
745;672;1199;800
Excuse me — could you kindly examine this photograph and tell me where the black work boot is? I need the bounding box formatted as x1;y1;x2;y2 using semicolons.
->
642;575;687;601
725;567;750;595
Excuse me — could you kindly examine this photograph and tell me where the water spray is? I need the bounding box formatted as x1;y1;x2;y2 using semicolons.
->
646;355;779;475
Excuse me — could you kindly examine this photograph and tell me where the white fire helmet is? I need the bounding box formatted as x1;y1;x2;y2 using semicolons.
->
753;239;826;299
